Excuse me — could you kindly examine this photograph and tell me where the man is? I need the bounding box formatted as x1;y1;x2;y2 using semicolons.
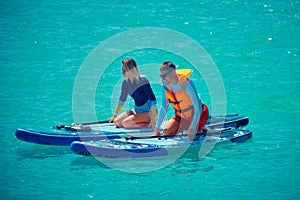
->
154;61;209;140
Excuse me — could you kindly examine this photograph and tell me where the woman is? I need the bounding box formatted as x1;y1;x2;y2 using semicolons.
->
109;58;157;128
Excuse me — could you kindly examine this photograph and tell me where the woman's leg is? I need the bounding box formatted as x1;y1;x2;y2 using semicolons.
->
122;112;151;128
114;110;135;128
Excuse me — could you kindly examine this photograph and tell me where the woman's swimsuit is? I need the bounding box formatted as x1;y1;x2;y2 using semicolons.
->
118;77;156;113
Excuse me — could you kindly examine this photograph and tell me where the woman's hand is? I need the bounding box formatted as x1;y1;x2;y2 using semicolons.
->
108;114;117;123
108;116;114;123
153;127;160;136
148;110;157;128
149;116;157;128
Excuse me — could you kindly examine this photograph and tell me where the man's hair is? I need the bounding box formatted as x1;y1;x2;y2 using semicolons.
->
160;61;176;72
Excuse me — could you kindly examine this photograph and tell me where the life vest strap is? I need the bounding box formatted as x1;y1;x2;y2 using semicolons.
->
174;105;194;113
169;99;182;105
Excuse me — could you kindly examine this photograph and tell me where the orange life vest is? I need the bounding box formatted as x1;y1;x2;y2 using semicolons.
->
165;74;195;119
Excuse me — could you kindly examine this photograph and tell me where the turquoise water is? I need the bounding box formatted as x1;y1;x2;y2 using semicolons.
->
1;0;300;199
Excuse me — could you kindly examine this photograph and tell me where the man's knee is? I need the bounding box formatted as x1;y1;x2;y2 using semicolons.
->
163;127;178;135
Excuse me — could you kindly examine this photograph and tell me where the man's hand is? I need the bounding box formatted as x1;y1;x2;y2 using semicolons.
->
188;128;196;140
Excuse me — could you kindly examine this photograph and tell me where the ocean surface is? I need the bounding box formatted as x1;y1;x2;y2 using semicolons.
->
1;0;299;199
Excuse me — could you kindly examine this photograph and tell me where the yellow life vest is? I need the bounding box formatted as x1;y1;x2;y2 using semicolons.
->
165;73;195;119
